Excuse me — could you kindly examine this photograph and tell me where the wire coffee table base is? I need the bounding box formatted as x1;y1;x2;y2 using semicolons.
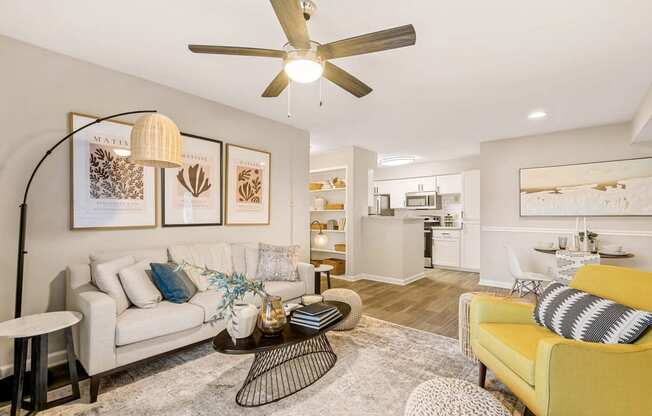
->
236;333;337;407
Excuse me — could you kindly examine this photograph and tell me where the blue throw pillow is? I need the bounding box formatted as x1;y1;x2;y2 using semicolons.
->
150;263;197;303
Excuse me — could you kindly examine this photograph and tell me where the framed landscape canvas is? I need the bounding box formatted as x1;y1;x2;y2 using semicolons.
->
519;157;652;217
70;113;157;229
225;144;271;225
161;133;223;226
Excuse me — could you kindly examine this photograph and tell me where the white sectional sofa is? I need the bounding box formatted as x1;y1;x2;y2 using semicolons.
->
65;242;314;402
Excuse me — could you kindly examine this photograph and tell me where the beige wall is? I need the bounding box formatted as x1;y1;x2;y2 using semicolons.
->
480;123;652;287
0;36;310;371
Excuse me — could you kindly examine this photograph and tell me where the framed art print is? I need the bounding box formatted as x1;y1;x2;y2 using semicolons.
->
70;113;157;229
162;133;223;226
519;156;652;217
225;144;271;225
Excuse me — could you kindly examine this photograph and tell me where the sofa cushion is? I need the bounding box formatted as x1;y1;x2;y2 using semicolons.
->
265;280;305;301
256;243;299;282
90;249;168;265
189;290;225;323
150;263;197;303
168;243;233;290
477;323;557;386
94;256;135;315
115;301;204;346
231;243;259;278
118;260;162;308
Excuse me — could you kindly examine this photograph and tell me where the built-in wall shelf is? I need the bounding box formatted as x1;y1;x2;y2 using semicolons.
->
311;248;346;255
310;229;345;233
310;188;346;193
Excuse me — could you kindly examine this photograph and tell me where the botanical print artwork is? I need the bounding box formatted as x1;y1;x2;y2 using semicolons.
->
176;163;212;198
520;157;652;216
72;113;156;229
88;144;144;200
236;164;263;207
163;134;222;227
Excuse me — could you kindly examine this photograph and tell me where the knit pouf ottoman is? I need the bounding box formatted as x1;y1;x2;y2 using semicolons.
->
322;288;362;330
404;377;510;416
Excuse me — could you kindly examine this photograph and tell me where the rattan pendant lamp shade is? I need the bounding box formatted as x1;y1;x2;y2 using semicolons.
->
130;113;182;168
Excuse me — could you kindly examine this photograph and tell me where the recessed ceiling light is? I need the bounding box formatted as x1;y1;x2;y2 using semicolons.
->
528;110;547;119
379;156;416;167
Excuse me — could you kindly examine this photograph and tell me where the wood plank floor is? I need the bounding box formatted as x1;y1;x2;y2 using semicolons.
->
319;269;507;339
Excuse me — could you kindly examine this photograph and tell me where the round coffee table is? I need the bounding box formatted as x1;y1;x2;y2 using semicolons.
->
213;301;350;407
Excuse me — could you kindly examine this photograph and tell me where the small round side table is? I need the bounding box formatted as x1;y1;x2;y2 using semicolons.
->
0;311;82;415
314;264;334;294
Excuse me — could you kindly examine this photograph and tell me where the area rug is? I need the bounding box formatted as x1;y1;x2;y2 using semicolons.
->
1;316;523;416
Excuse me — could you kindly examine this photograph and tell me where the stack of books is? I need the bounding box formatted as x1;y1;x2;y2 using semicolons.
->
290;302;342;330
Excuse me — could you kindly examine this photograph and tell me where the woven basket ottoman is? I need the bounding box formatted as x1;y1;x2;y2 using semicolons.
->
405;377;510;416
322;288;362;330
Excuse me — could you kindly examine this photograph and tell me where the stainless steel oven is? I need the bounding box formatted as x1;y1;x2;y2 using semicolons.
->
405;192;441;209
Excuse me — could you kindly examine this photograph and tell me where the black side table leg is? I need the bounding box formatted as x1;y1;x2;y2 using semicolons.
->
31;335;49;412
11;338;28;416
314;271;321;294
326;271;331;289
64;328;81;400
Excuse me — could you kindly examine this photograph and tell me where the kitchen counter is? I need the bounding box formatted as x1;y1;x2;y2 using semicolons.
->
359;216;425;284
364;215;423;223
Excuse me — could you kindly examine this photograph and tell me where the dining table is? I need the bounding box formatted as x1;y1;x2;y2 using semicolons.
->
533;248;634;259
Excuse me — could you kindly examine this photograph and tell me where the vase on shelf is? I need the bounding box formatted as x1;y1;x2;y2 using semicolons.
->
314;197;326;210
226;303;258;343
257;296;287;336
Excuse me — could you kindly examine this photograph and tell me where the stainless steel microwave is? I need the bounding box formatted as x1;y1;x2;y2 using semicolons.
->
405;192;441;209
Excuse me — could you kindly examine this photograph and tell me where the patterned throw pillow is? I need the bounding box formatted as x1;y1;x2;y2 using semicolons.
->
534;283;652;344
256;243;299;282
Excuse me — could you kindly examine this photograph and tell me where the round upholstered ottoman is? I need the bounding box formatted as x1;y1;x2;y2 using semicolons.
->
404;377;510;416
321;288;362;330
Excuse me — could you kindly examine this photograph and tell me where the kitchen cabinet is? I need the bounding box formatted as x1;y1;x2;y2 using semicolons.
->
415;176;437;192
432;230;461;268
436;174;462;194
462;170;480;221
375;179;407;208
461;222;481;270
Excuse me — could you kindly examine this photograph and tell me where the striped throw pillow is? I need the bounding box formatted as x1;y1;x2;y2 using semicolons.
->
534;283;652;344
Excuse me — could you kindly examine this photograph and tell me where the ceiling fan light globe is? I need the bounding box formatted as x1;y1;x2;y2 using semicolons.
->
284;58;323;83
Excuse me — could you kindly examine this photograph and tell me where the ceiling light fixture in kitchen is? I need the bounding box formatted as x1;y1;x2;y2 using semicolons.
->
379;156;416;167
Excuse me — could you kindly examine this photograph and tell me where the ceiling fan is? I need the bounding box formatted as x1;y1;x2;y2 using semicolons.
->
188;0;416;98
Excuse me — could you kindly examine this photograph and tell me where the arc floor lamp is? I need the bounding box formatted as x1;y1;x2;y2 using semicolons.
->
14;110;182;318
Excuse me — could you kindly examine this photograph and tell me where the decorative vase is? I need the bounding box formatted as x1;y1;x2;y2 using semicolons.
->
226;303;258;342
314;197;326;210
257;296;287;336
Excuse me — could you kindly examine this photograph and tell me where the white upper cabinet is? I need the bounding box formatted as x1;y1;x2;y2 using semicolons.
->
436;174;462;194
462;170;481;221
415;176;437;192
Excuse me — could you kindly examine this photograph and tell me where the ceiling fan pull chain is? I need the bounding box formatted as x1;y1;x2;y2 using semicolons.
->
287;80;292;118
319;77;323;107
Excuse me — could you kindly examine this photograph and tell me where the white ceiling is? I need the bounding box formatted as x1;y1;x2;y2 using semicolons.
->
2;0;652;162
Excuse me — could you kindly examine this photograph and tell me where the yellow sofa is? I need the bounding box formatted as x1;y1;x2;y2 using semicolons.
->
470;265;652;416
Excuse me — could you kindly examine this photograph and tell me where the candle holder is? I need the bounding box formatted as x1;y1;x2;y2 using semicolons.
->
257;296;287;336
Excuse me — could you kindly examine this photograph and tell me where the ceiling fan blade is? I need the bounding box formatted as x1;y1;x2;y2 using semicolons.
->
318;24;416;60
262;70;290;97
188;45;286;58
322;62;372;98
270;0;310;49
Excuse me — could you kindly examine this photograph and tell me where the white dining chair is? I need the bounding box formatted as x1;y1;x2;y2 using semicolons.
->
505;245;551;298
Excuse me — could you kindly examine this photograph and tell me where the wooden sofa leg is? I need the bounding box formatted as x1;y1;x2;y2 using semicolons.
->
90;375;101;403
478;361;487;388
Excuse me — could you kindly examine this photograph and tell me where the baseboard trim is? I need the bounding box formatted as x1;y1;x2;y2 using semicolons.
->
349;271;426;286
0;349;68;378
479;278;514;289
482;225;652;238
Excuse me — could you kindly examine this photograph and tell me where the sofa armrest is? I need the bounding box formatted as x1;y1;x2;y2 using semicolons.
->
69;283;117;375
535;337;652;416
298;262;315;295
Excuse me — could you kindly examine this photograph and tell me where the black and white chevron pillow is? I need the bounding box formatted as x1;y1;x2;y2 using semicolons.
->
534;283;652;344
